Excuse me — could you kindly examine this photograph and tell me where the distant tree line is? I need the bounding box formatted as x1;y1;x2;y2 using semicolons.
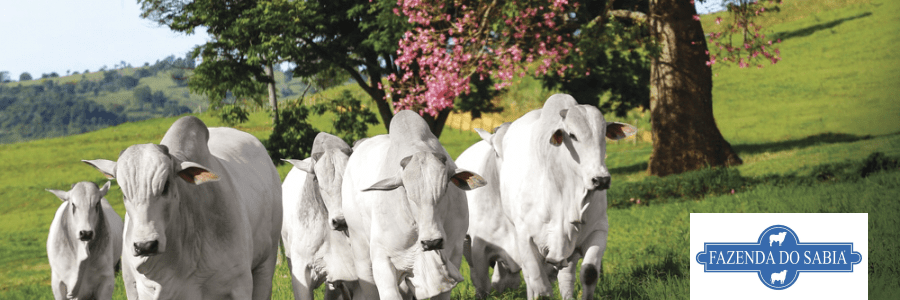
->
0;56;197;144
0;82;125;143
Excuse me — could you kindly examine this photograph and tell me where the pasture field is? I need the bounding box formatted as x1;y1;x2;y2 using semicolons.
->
1;0;898;298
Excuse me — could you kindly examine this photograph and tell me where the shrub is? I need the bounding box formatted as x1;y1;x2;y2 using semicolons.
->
859;152;899;178
217;104;249;127
118;76;140;90
310;90;379;145
265;103;317;165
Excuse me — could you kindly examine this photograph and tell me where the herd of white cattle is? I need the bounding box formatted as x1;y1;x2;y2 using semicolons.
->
46;94;635;300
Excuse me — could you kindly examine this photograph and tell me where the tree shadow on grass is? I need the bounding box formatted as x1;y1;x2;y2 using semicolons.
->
610;162;649;175
733;132;873;156
774;12;872;41
599;251;685;300
609;132;883;175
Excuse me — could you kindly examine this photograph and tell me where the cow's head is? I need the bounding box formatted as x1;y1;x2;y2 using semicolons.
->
550;105;636;192
284;147;352;231
47;181;110;243
364;151;485;251
83;144;219;257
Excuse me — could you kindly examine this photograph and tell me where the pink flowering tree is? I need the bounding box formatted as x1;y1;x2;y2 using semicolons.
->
387;0;577;136
702;0;783;69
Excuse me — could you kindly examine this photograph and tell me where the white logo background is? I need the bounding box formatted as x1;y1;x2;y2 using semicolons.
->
690;213;868;299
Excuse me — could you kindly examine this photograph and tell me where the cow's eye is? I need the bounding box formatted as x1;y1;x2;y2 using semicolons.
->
71;204;76;214
569;133;578;141
162;181;169;195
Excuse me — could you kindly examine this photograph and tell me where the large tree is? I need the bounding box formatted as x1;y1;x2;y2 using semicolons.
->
139;0;289;124
278;0;411;132
644;0;781;176
388;0;577;137
139;0;417;132
396;0;781;175
645;0;743;176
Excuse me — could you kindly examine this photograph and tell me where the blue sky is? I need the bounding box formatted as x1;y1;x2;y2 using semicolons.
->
0;0;210;80
1;0;723;81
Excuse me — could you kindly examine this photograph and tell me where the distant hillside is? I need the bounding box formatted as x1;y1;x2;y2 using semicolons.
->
0;55;315;144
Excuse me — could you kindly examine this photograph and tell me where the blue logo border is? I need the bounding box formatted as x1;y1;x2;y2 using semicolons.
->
695;225;862;290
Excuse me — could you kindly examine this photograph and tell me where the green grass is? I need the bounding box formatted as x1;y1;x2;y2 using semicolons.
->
2;0;899;298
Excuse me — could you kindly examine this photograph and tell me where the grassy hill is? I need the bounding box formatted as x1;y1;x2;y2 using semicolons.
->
1;0;898;298
7;63;316;116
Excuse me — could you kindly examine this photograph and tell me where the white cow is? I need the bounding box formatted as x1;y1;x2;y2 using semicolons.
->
47;181;124;300
769;232;787;246
282;132;357;300
82;116;282;300
457;123;523;298
342;110;486;300
475;94;635;299
771;270;787;284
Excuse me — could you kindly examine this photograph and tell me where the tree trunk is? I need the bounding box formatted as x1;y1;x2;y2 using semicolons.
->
264;63;279;125
423;109;451;138
647;0;742;176
373;94;394;133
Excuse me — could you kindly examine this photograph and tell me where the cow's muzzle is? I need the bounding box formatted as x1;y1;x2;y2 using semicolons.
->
78;230;94;241
421;238;444;251
134;240;159;257
545;257;567;269
591;176;611;190
331;217;348;231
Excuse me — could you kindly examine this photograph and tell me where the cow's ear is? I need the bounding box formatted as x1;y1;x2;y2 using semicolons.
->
474;128;493;145
177;161;219;185
99;181;111;197
606;122;637;140
284;158;314;174
46;189;69;202
363;175;404;191
550;129;566;146
311;152;324;162
400;155;413;169
450;169;487;191
82;159;117;179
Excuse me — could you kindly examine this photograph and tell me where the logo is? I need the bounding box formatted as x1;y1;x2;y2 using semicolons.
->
695;225;862;290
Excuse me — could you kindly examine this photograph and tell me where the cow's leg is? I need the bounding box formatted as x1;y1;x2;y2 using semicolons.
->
251;246;278;300
350;236;378;300
225;270;255;299
50;273;64;300
287;257;315;300
431;291;452;300
557;254;580;300
371;249;403;300
96;274;115;300
579;230;609;300
491;260;522;293
467;236;493;298
516;231;552;299
324;283;345;300
121;215;140;300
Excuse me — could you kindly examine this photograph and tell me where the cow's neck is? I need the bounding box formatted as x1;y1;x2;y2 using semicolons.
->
169;162;245;266
68;206;110;298
299;173;327;222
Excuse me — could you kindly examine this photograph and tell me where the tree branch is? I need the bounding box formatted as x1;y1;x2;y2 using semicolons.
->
608;10;649;23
